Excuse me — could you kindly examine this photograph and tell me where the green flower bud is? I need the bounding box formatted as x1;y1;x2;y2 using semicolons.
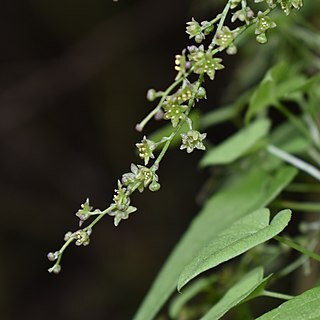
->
196;87;207;100
255;12;276;35
226;44;238;55
195;34;205;44
149;180;161;192
64;231;73;241
256;32;267;44
201;21;214;36
48;264;61;274
230;0;241;9
147;89;158;101
47;251;59;261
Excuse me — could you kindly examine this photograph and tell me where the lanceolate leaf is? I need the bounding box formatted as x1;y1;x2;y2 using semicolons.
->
256;286;320;320
177;209;291;291
200;118;271;167
201;267;265;320
133;165;296;320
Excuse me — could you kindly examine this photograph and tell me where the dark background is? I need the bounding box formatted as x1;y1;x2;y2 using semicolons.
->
0;1;225;319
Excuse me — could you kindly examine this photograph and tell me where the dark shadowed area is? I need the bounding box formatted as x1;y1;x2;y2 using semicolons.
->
0;1;228;319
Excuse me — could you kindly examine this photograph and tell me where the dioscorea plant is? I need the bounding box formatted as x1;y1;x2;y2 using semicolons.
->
48;0;320;319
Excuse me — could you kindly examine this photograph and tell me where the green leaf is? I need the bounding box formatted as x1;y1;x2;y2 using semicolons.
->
246;63;288;122
256;286;320;320
200;118;271;167
245;63;314;122
200;105;237;129
200;89;253;130
177;209;291;291
288;73;320;94
270;122;310;154
133;165;297;320
201;267;265;320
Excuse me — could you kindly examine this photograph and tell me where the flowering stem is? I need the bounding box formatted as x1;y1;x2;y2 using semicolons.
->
49;237;74;273
48;0;292;275
136;76;187;131
48;204;118;273
217;0;232;33
275;102;311;144
241;0;247;11
83;204;117;231
204;14;222;31
152;75;204;168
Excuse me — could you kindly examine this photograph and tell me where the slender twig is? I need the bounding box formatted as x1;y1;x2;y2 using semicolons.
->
267;144;320;182
274;200;320;213
262;290;294;300
275;235;320;263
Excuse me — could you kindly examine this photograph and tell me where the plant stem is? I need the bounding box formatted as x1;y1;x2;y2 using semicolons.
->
153;75;204;168
275;102;311;142
262;290;294;300
84;204;117;231
56;237;74;266
274;200;320;213
275;235;320;263
276;254;309;279
285;182;320;193
267;144;320;182
136;76;186;131
153;125;182;169
217;1;231;32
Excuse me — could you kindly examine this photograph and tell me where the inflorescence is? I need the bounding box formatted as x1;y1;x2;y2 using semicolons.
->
48;0;303;274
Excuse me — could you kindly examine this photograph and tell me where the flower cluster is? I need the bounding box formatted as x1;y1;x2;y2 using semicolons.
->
186;18;214;43
279;0;303;15
188;45;224;80
109;180;137;226
213;26;240;54
122;163;159;193
74;229;91;246
163;102;188;127
180;130;207;153
255;0;303;14
75;198;101;226
146;88;163;102
174;52;191;80
232;6;255;25
162;83;198;127
48;264;61;274
255;11;277;44
136;136;156;165
254;0;275;7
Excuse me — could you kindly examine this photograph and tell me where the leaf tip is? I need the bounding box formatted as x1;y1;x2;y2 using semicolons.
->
177;277;188;293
